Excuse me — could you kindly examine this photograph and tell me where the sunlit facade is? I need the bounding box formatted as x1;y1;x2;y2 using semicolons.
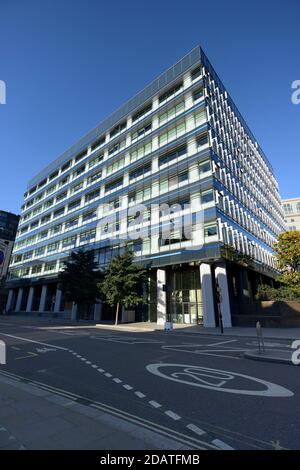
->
6;47;286;326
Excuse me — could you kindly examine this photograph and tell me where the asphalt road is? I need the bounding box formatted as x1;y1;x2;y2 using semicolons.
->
0;316;299;450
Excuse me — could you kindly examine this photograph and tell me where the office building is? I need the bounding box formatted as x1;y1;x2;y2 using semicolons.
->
282;197;300;231
6;47;286;326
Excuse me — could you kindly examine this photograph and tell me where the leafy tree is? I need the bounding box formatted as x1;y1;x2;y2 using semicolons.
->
274;231;300;285
100;248;147;325
58;249;102;317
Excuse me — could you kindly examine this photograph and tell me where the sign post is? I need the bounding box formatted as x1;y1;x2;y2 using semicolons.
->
215;280;224;334
256;321;265;353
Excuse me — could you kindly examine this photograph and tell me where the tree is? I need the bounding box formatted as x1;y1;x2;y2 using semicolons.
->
58;249;102;317
274;231;300;286
100;248;147;325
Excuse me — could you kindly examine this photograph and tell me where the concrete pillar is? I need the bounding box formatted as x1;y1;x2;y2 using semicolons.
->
6;289;14;311
39;285;47;312
71;303;77;321
26;287;35;313
200;263;216;327
215;263;232;328
157;268;167;325
54;288;62;312
15;288;23;312
94;302;102;322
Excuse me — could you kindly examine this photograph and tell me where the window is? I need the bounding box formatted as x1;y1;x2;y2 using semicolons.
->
110;121;126;139
193;88;204;101
201;190;214;204
129;186;151;204
105;177;123;193
108;140;126;156
178;170;189;184
59;176;69;187
61;160;71;172
91;136;105;151
131;123;151;142
199;160;211;175
68;199;81;211
129;162;151;180
56;191;67;202
71;182;83;194
53;207;65;219
197;133;209;148
65;218;78;230
159;121;186;147
87;170;102;185
85;189;100;203
194;109;207;127
205;224;217;237
35;247;45;256
39;230;48;239
44;198;54;209
159;101;184;125
49;170;59;181
159;144;187;166
191;66;201;81
132;103;152;123
41;215;51;224
130;142;152;162
62;237;76;248
82;210;97;223
73;165;85;177
80;229;96;243
89;154;103;168
159;82;183;104
32;265;42;274
38;179;47;188
44;261;57;272
24;251;33;260
282;203;293;215
46;185;56;195
30;221;39;230
75;151;86;163
106;157;125;175
47;242;59;253
51;224;62;235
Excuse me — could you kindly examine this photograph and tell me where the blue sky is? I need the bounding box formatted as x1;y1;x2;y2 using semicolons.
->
0;0;299;214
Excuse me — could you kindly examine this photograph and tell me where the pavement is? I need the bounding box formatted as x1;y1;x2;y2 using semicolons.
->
0;315;300;450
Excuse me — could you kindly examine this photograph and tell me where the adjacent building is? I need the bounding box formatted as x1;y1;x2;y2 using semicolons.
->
6;47;286;326
282;198;300;231
0;211;19;280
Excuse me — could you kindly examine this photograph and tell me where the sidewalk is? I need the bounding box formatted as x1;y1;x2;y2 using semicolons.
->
0;373;188;450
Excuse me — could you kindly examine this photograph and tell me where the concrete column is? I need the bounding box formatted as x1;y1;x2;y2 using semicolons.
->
39;285;47;312
5;289;14;311
15;288;23;312
26;287;35;313
215;263;232;328
71;303;77;321
93;302;102;322
157;268;167;325
200;263;216;327
54;288;62;312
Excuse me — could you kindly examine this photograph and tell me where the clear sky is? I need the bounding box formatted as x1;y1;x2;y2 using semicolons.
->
0;0;299;215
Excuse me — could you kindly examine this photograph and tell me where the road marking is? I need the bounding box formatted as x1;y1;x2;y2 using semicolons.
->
186;423;206;436
135;391;146;398
91;365;98;368
146;363;294;397
97;368;105;373
11;346;21;351
149;400;162;408
123;384;133;390
207;339;237;347
15;351;38;360
212;439;234;450
113;378;122;383
0;333;69;351
165;410;181;421
104;373;113;378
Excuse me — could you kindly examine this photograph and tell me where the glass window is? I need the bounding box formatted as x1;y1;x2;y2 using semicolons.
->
132;103;152;123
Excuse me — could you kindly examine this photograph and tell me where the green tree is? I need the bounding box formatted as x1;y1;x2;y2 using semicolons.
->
274;231;300;286
58;249;102;318
100;248;147;325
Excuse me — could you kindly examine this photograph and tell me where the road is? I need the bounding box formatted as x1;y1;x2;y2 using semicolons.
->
0;316;299;450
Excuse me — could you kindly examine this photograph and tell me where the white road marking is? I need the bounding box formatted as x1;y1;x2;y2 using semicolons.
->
104;373;113;378
91;365;98;368
165;410;181;421
135;391;146;398
146;363;294;397
113;378;122;383
97;368;105;373
86;361;92;364
206;339;237;347
0;333;69;351
212;438;234;450
149;400;162;408
15;351;38;360
123;384;133;390
186;423;206;436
